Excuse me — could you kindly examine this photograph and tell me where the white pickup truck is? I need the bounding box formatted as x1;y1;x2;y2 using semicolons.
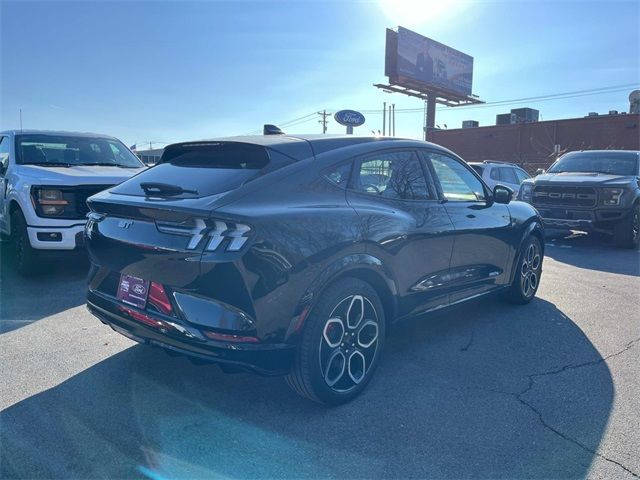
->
0;130;146;275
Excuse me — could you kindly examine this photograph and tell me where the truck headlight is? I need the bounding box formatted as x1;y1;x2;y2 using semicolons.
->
519;183;533;202
601;188;624;206
32;188;69;217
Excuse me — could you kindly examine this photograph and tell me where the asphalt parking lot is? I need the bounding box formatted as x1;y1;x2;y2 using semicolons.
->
1;233;638;479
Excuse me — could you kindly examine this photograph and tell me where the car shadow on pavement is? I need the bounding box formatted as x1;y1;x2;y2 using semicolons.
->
0;296;616;479
543;231;640;277
0;243;89;333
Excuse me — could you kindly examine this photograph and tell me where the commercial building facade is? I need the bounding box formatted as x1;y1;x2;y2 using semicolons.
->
428;113;640;173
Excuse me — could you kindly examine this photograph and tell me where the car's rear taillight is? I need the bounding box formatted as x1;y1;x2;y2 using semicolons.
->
148;282;173;316
155;217;251;252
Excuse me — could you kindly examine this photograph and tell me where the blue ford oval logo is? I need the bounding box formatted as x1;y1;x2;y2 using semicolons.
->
334;110;365;127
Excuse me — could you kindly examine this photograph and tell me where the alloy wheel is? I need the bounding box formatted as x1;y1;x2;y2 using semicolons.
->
319;294;380;392
520;242;541;298
633;209;639;244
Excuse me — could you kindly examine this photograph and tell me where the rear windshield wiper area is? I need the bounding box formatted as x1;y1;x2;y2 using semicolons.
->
140;182;199;197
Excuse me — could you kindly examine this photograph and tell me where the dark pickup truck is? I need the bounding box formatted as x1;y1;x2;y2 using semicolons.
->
518;150;640;248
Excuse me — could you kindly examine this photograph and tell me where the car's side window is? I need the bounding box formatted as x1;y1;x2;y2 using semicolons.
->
500;167;518;184
427;152;486;202
515;168;530;184
323;161;352;188
0;136;9;173
352;150;432;200
490;167;501;181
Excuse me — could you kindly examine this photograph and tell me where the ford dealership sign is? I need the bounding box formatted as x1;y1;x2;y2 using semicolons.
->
334;110;365;127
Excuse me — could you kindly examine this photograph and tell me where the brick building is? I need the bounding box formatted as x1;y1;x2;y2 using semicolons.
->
427;113;640;173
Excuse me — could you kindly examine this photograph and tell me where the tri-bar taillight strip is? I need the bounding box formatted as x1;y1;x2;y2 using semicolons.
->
155;218;251;252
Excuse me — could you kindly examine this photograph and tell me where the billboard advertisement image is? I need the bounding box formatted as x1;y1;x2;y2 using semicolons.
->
386;27;474;97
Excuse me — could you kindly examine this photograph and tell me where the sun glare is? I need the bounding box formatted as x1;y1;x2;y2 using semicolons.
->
379;0;466;28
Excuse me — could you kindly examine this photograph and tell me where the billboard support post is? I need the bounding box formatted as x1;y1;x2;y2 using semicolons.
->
425;91;436;140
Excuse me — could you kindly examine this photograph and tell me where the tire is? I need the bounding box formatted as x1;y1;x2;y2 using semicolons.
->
285;277;385;405
10;210;39;276
504;235;543;304
613;204;640;249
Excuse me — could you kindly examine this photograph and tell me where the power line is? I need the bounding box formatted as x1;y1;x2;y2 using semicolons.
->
355;83;639;115
244;111;319;135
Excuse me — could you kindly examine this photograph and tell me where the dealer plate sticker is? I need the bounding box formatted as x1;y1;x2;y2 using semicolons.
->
117;274;150;309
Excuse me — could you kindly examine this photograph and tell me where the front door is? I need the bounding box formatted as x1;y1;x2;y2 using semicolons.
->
423;151;513;303
346;149;455;317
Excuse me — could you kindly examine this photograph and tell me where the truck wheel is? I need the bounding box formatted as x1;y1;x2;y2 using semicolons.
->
11;210;39;276
285;278;385;405
504;235;543;304
613;204;640;249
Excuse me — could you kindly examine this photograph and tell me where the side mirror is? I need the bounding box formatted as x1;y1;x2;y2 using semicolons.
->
493;184;514;204
535;168;546;175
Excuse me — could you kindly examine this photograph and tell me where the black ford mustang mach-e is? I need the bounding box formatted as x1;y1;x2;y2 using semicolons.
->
85;134;544;404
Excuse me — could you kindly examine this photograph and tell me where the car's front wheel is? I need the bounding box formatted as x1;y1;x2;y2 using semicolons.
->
505;235;543;304
286;278;385;405
613;204;640;249
11;210;39;276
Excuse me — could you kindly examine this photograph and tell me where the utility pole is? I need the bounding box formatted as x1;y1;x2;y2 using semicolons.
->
392;104;396;136
318;110;330;134
382;102;386;136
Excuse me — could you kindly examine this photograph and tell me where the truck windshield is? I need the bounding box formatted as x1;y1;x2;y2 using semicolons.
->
548;152;638;176
16;134;143;168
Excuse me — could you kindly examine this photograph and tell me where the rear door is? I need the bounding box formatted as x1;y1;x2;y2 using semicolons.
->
423;151;513;302
346;149;455;317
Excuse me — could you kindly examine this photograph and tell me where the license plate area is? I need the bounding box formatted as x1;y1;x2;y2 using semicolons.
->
117;274;150;309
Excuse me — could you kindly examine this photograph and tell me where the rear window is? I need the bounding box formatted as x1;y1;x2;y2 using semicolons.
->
470;165;484;175
110;142;283;198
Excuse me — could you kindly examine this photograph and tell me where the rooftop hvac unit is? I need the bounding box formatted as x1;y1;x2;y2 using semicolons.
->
587;112;599;117
510;107;539;123
496;113;516;125
608;110;619;115
462;120;479;128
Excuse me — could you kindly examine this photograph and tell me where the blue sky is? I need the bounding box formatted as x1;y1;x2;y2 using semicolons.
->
1;0;639;148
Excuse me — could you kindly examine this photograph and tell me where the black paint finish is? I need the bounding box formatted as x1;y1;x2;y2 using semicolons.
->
85;136;543;374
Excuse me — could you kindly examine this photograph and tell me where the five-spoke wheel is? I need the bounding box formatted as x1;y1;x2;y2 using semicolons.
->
520;242;541;298
286;278;385;405
319;295;380;392
505;235;543;304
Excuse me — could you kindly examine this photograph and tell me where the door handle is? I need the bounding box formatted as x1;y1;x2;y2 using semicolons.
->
466;214;476;219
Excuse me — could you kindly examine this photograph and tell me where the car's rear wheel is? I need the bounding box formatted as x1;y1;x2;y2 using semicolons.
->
505;235;543;304
11;210;39;276
286;278;385;405
613;204;640;249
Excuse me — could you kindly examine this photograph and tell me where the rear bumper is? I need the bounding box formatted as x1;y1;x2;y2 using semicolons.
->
87;290;295;376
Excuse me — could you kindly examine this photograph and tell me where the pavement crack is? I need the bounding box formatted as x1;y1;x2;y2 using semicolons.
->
460;329;475;352
515;393;639;478
522;337;640;392
513;337;640;478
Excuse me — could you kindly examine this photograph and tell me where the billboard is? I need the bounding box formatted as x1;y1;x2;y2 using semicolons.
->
385;27;474;98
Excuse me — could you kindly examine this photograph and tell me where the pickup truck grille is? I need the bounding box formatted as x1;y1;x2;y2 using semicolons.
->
72;185;113;218
532;185;597;207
